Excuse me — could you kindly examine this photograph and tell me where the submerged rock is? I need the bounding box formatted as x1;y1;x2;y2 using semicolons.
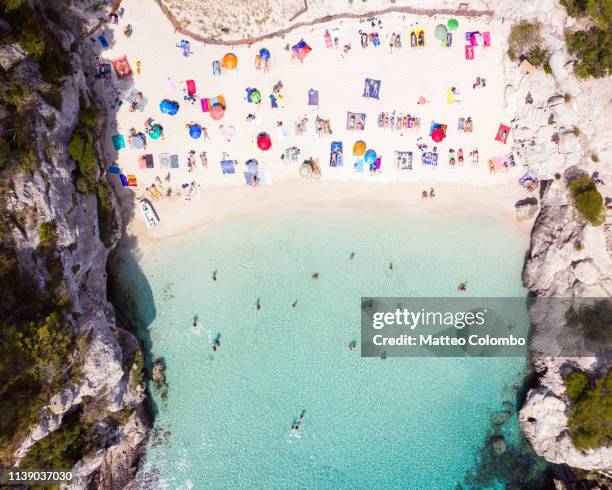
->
489;435;508;456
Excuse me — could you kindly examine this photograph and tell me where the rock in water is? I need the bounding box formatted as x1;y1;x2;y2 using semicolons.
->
489;435;508;456
515;197;539;221
152;360;166;386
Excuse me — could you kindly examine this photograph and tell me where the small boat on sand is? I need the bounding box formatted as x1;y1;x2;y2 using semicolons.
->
139;198;159;227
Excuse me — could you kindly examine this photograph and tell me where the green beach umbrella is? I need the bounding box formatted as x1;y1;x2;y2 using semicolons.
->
434;24;448;41
447;18;459;31
149;124;162;140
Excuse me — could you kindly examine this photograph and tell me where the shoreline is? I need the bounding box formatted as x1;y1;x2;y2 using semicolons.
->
125;179;532;253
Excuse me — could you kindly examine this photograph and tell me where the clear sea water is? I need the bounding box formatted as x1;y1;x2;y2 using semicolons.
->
117;209;540;489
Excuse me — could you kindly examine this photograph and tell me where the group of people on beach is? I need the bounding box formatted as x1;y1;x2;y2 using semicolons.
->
377;112;421;133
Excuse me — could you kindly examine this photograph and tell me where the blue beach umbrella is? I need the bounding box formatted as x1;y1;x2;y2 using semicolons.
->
364;149;377;165
189;124;202;139
259;48;270;60
160;99;179;115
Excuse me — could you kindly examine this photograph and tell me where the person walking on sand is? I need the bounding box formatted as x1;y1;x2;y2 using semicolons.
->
429;187;435;198
202;126;210;141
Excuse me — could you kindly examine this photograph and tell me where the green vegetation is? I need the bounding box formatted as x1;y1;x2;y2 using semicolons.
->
38;85;63;111
68;99;101;194
1;3;73;83
562;0;612;78
129;348;145;394
95;181;117;248
38;221;57;249
565;371;589;401
568;176;605;225
507;21;551;70
566;299;612;345
567;369;612;451
20;408;84;470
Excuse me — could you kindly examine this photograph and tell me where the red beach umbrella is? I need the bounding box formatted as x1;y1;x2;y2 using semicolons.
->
257;132;272;151
210;104;225;120
431;128;444;142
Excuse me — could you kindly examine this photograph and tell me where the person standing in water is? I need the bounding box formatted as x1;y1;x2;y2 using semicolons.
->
256;298;261;310
389;262;394;272
292;300;298;308
212;269;217;282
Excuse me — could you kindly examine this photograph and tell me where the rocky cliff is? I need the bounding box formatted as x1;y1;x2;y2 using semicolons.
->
0;1;149;488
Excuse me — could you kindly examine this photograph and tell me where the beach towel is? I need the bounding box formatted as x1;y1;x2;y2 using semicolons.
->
159;153;170;169
465;45;474;60
257;170;271;185
200;98;209;112
97;34;109;48
270;94;278;108
447;89;456;104
112;134;125;150
144;154;154;169
127;175;137;187
495;124;511;143
422;152;439;166
346;112;366;131
108;165;121;174
120;174;129;186
363;78;381;99
179;39;191;57
138;156;146;169
112;55;132;79
126;88;148;112
244;172;257;185
212;60;221;76
170;154;179;169
307;89;319;107
220;159;236;174
330;141;343;167
395;151;413;170
186;80;196;96
353;158;365;172
483;32;491;47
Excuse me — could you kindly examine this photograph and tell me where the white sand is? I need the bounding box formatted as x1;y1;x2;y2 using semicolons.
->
97;0;530;246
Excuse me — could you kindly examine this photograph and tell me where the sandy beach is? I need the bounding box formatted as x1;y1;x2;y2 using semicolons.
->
96;0;531;249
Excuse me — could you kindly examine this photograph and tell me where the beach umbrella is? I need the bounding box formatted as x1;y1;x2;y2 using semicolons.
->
210;104;225;120
189;124;202;139
257;132;272;151
352;140;366;156
246;159;259;173
447;18;459;31
148;124;162;140
431;128;444;142
131;133;145;149
434;24;448;41
222;53;238;70
249;89;261;104
159;99;179;115
259;48;270;60
364;149;377;165
299;162;313;177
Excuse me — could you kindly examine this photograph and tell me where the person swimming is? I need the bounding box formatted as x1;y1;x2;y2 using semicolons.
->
348;340;357;351
292;300;298;308
389;262;394;272
349;252;355;260
192;315;198;327
458;282;467;292
312;272;319;280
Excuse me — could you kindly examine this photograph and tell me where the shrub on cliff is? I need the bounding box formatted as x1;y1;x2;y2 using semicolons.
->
567;369;612;451
507;21;551;70
68;101;101;194
569;176;605;225
565;371;589;401
562;0;612;78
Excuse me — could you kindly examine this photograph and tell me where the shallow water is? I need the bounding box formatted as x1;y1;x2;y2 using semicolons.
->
124;209;534;489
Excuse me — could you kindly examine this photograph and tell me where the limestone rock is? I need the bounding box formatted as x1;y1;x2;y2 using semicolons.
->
515;197;539;221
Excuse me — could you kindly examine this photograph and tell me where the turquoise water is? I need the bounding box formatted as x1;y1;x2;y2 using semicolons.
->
124;209;534;489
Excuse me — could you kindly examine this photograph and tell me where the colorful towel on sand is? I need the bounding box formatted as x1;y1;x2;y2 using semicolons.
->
112;134;125;150
363;78;381;99
220;160;236;174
